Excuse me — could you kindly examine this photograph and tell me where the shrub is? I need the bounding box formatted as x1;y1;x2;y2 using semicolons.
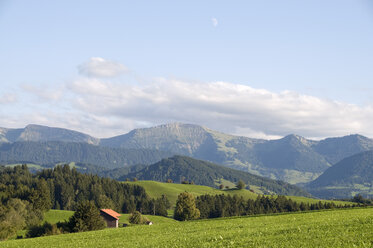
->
236;180;245;190
26;222;61;238
129;211;149;224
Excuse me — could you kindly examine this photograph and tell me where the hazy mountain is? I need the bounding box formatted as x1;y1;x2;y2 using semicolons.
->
100;123;223;160
100;124;328;183
0;124;99;144
2;123;373;185
124;155;311;197
312;134;373;165
306;150;373;199
0;141;173;169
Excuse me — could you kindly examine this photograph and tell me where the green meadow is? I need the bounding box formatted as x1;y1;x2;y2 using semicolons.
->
126;180;353;206
2;208;372;248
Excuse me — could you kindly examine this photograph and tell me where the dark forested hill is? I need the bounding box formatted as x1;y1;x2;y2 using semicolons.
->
307;150;373;199
124;156;311;197
0;141;173;169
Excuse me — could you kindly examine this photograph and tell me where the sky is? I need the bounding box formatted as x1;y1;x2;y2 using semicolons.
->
0;0;373;139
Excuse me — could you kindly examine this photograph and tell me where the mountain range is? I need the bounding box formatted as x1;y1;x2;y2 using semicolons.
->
1;123;373;185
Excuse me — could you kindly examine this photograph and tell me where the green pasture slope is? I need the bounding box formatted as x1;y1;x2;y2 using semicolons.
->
42;209;175;226
125;181;258;204
2;208;372;248
125;181;352;206
43;210;74;224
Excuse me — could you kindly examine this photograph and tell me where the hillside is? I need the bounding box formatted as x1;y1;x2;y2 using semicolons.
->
0;124;99;144
0;141;173;169
124;156;310;197
2;123;373;184
307;150;373;199
125;180;258;205
3;208;372;247
100;123;373;184
312;134;373;165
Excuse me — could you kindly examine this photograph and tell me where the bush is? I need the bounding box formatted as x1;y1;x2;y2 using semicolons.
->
128;211;149;224
26;222;61;238
236;180;245;190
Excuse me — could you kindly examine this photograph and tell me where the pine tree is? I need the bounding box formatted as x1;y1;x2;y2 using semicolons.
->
68;201;106;232
174;192;200;221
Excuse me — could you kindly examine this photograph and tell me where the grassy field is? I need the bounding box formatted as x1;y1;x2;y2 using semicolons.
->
44;210;74;224
125;180;258;204
42;209;176;226
2;207;372;248
125;180;353;206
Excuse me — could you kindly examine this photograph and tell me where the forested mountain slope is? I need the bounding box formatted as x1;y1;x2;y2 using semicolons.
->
307;150;373;199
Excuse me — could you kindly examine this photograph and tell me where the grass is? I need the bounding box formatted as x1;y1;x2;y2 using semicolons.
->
42;209;175;226
124;181;258;205
125;180;354;206
119;214;177;225
2;207;372;247
43;210;74;224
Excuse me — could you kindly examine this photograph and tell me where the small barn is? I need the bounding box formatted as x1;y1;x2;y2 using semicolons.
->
100;209;121;228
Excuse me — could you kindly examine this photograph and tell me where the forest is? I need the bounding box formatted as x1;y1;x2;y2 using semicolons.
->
0;165;169;240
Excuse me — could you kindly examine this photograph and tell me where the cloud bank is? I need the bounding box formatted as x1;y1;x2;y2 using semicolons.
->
3;58;373;139
66;77;373;139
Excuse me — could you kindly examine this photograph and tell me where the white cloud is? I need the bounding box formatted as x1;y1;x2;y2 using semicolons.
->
21;84;64;101
65;78;373;139
211;17;218;27
78;57;128;78
4;63;373;139
0;93;17;104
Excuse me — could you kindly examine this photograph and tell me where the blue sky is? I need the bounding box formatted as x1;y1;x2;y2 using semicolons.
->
0;0;373;138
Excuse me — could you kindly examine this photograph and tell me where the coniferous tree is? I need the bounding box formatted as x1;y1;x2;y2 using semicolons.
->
68;201;106;232
174;192;200;221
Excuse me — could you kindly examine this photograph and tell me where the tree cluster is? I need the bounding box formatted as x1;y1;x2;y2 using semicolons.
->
0;164;171;240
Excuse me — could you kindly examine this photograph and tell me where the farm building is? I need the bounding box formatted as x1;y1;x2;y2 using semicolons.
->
100;209;121;228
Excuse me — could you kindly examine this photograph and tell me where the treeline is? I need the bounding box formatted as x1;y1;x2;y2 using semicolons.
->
0;165;170;240
0;141;172;169
195;194;349;219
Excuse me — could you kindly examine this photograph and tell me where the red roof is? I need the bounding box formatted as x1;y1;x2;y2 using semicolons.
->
100;209;121;220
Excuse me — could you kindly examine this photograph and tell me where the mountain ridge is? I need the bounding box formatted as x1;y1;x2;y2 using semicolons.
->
306;150;373;199
2;123;373;184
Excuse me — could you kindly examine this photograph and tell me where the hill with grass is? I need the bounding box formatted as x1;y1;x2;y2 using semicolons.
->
126;180;350;207
124;156;310;197
3;208;372;247
307;150;373;199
